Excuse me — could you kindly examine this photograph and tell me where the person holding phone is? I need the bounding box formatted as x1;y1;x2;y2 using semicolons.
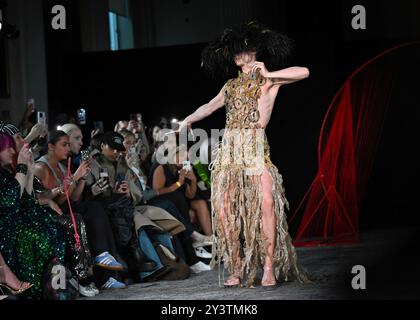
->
0;131;66;299
58;124;131;292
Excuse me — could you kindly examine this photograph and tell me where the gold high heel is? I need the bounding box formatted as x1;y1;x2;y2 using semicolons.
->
0;282;33;295
0;264;33;295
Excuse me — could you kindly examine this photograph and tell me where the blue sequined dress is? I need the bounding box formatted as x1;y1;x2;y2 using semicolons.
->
0;173;66;299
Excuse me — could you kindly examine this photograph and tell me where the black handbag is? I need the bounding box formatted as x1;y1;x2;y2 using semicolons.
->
42;257;79;300
56;213;93;280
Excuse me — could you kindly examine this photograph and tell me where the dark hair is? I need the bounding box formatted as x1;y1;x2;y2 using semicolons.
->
201;21;294;80
48;130;69;145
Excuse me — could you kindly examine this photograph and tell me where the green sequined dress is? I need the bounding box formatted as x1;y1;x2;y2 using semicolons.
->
0;173;66;299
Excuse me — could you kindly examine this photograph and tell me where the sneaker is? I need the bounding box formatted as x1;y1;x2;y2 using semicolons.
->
195;246;212;259
95;252;124;271
192;237;213;248
190;261;212;274
88;282;99;295
78;284;98;297
101;277;127;290
67;278;96;298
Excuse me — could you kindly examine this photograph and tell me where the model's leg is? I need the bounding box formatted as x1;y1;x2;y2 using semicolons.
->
190;199;213;236
260;169;277;286
217;183;241;286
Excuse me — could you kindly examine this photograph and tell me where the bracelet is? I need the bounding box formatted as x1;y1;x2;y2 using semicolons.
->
175;181;181;188
16;163;28;175
54;186;64;195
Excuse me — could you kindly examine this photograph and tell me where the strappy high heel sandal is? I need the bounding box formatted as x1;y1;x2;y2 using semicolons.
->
0;264;33;295
224;276;241;288
261;266;278;290
0;282;33;295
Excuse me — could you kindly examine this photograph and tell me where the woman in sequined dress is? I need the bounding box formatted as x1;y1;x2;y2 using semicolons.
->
179;22;311;288
0;132;65;299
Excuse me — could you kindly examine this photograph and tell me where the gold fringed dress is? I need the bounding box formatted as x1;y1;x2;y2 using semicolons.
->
209;71;309;287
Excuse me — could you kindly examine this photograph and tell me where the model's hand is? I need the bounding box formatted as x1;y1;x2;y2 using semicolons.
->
250;61;269;77
174;120;192;135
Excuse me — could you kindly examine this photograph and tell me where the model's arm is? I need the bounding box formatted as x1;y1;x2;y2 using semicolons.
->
251;62;309;86
267;67;310;85
179;87;225;130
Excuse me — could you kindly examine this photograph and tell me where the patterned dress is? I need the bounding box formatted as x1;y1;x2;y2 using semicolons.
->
209;71;309;287
0;173;66;299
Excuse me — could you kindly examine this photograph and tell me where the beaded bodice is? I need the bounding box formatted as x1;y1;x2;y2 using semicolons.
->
223;71;266;129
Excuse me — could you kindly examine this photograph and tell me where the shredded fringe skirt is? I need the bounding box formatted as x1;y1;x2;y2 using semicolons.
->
209;128;309;287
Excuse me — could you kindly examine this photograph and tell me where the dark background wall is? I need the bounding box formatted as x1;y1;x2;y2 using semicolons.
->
6;0;420;232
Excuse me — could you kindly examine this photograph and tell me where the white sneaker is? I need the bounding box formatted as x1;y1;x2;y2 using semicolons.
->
88;282;99;295
78;284;98;297
190;261;212;274
195;246;212;259
68;278;97;297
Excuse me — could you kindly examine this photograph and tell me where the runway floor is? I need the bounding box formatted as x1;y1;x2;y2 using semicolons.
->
81;227;420;300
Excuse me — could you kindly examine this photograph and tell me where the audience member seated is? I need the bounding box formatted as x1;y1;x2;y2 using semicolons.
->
34;130;131;292
150;145;214;272
0;131;66;299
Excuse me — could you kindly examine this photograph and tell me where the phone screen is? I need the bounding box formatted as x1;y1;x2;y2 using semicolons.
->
93;121;104;133
37;112;46;125
77;109;87;125
116;173;125;188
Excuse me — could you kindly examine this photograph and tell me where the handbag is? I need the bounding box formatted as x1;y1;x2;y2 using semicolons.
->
42;257;79;300
56;212;93;280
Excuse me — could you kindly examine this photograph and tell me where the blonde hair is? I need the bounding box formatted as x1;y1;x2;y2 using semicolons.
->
60;123;80;135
